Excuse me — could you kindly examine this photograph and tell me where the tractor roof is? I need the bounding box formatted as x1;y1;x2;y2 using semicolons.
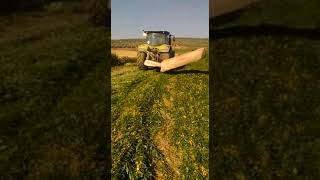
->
144;31;171;35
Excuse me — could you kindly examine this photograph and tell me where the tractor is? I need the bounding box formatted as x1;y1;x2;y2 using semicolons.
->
137;30;175;70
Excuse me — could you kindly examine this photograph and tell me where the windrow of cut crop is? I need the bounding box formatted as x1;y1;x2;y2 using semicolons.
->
157;72;209;179
111;71;173;179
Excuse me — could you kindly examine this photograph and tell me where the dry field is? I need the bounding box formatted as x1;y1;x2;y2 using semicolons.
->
111;48;137;58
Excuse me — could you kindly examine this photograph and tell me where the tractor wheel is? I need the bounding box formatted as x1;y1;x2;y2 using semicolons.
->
170;50;175;58
159;53;170;61
137;52;147;70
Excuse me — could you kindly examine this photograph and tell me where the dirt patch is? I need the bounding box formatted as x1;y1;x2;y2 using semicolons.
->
111;48;137;58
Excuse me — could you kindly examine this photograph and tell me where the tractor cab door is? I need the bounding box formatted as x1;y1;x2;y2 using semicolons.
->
169;35;175;45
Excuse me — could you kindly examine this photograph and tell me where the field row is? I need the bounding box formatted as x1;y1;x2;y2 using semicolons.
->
111;54;209;179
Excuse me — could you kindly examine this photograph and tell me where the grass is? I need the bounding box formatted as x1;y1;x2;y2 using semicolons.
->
211;0;320;179
0;10;109;178
111;40;209;179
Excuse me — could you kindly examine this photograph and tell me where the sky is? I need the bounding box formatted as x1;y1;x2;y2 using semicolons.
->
111;0;209;39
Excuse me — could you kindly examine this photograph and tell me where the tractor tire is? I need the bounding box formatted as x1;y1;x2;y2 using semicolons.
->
159;53;170;61
170;50;175;58
137;52;147;70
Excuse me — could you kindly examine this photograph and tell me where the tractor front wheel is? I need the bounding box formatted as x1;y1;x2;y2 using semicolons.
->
137;52;147;70
159;53;170;61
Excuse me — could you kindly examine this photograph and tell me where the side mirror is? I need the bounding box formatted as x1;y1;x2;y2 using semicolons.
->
171;35;175;41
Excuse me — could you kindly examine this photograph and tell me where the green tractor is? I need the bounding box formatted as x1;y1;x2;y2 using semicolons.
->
137;30;175;70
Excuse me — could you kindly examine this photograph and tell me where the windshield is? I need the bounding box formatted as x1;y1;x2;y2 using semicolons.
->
146;33;168;46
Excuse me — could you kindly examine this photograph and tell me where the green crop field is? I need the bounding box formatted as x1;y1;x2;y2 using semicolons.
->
111;40;209;179
0;9;109;178
211;0;320;179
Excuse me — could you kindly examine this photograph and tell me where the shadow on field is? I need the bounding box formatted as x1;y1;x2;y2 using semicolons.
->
211;24;320;40
166;69;209;75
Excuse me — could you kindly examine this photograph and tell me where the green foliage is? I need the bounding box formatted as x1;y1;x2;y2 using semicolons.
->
0;12;109;178
111;54;124;66
211;0;320;179
111;54;136;67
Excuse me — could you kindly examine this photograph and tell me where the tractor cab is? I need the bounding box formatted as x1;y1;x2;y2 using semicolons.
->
137;30;176;69
143;31;175;46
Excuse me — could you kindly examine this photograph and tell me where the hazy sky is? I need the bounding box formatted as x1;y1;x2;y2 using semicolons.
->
111;0;209;39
